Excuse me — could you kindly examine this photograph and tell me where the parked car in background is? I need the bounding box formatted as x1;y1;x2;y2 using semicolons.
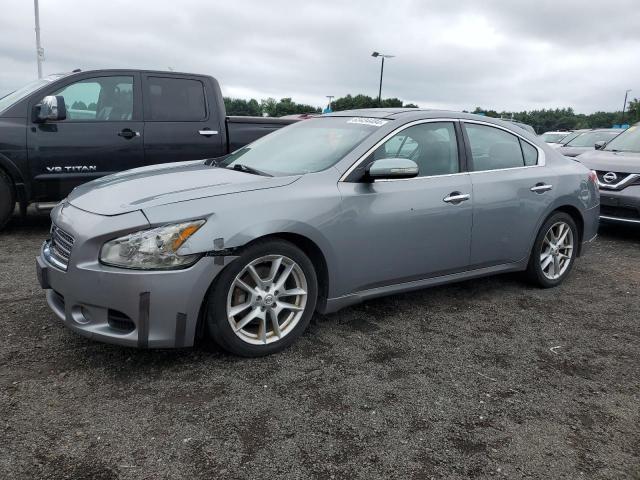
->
36;109;599;356
540;131;572;145
549;129;589;149
577;123;640;225
557;128;622;157
0;69;297;230
502;118;536;134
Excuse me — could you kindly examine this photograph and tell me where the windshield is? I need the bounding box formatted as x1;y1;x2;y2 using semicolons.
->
604;124;640;152
540;132;569;143
0;74;67;114
218;117;385;176
558;131;583;145
565;130;620;147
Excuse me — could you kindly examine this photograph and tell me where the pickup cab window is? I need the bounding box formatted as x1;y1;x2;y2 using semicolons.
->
51;76;133;121
146;77;206;121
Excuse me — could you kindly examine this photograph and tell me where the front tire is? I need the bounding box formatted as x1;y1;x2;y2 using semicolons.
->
526;212;578;288
0;170;15;231
206;239;318;357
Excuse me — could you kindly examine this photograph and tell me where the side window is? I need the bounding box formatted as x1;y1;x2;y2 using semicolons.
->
520;139;538;166
373;122;459;177
52;76;133;121
465;124;525;171
146;77;206;121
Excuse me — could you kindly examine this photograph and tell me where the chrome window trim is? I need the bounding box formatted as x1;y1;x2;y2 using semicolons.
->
339;118;461;182
339;118;546;182
460;119;546;169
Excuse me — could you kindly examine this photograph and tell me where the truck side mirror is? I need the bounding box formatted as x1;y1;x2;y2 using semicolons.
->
594;141;606;150
34;95;67;122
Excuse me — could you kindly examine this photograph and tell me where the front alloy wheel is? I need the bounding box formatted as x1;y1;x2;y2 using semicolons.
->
227;255;308;345
206;240;318;356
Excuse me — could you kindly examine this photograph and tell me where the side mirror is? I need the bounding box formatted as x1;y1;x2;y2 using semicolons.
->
367;158;419;180
594;141;606;150
34;95;66;122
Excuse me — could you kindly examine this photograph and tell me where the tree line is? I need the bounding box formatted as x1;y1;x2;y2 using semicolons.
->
224;94;640;133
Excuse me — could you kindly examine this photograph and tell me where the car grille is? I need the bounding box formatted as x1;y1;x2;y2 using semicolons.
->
596;171;640;190
49;225;75;270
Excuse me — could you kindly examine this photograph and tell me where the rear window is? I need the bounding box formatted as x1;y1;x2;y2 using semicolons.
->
146;77;206;121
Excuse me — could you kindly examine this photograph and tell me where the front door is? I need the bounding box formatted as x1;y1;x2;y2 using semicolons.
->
336;121;473;295
27;73;144;201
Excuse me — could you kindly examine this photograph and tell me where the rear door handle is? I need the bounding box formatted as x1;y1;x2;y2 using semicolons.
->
443;192;471;204
530;183;553;193
199;129;219;136
118;128;140;139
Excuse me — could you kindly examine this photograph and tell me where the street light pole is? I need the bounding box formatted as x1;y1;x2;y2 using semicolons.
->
371;52;394;106
621;89;632;125
34;0;43;78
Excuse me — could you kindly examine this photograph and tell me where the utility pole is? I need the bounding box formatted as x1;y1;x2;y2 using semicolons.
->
621;89;632;125
34;0;44;78
371;52;394;106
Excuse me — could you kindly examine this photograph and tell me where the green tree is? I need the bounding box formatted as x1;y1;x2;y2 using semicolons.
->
625;98;640;124
71;101;87;110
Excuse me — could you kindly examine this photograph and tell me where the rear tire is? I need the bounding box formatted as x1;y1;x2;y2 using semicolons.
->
0;170;15;231
206;239;318;357
526;212;578;288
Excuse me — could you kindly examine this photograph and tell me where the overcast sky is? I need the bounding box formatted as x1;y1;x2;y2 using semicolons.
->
1;0;638;113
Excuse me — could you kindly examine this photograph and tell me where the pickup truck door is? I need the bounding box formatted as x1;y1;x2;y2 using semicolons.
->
27;73;144;201
142;75;225;165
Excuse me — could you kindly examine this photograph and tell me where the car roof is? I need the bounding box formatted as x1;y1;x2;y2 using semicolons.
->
324;108;532;126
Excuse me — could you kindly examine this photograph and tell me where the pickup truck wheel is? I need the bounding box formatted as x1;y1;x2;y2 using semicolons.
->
206;239;318;357
526;212;578;288
0;170;16;230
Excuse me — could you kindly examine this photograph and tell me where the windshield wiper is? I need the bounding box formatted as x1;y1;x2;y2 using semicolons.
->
229;163;273;177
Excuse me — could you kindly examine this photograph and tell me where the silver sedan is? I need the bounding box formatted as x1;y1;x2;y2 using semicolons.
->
37;109;600;356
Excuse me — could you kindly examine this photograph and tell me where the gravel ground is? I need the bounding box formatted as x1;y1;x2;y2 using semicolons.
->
0;211;639;480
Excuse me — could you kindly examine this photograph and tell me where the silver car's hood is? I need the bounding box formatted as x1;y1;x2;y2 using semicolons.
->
558;146;590;157
67;160;300;216
577;150;640;173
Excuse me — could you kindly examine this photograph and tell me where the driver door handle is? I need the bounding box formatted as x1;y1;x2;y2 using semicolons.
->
443;192;471;204
118;128;140;139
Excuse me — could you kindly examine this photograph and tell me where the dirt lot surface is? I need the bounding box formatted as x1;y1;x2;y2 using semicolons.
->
0;212;639;480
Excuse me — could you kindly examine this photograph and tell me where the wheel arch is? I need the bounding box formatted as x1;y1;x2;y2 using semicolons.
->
194;231;331;344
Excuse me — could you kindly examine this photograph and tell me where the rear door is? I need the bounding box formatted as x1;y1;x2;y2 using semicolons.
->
142;75;224;165
461;121;555;267
27;73;144;201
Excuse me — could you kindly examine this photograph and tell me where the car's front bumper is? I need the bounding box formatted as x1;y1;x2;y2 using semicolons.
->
36;203;234;348
599;185;640;225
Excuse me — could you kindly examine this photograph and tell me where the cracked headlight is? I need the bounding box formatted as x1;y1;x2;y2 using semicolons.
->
100;220;205;270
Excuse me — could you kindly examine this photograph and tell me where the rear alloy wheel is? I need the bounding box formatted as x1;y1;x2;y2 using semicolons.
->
526;212;578;288
0;170;16;231
206;240;317;356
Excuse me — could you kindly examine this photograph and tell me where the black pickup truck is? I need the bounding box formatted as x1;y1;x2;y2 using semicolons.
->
0;69;297;229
